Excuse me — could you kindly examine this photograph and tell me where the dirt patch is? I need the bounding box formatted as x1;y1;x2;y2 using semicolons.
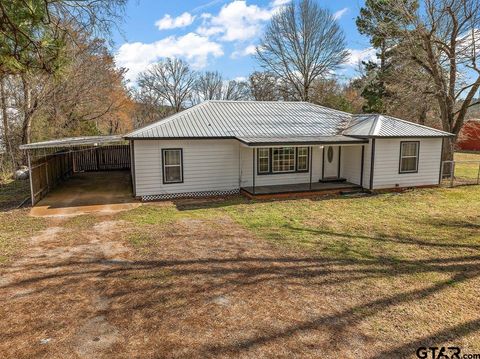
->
0;218;131;358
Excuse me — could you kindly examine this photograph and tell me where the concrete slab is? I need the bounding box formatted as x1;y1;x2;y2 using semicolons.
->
30;171;140;217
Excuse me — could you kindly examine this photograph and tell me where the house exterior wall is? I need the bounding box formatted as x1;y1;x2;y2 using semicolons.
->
133;139;240;196
371;137;442;189
132;137;443;197
239;145;323;187
340;145;364;185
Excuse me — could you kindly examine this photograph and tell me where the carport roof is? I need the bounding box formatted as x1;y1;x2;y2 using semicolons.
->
19;135;125;150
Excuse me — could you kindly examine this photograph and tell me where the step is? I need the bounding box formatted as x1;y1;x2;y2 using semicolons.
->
319;177;347;183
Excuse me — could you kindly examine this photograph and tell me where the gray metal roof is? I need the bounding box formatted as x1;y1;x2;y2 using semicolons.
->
125;101;453;141
19;135;125;150
125;101;352;139
344;114;453;138
237;135;367;146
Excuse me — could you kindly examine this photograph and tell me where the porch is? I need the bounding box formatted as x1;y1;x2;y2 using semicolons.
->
241;180;362;197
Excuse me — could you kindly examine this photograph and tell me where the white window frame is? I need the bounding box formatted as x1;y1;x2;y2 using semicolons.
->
257;148;270;174
296;147;309;172
162;148;183;184
399;141;419;174
272;147;296;173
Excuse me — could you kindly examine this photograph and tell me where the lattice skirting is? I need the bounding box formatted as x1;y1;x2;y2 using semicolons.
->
141;189;240;201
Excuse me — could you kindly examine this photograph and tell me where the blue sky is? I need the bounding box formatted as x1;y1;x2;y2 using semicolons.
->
113;0;375;84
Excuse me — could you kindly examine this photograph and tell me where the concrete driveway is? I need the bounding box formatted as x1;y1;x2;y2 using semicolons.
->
30;171;140;217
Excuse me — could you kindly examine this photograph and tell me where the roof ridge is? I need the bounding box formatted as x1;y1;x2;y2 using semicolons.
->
379;114;452;135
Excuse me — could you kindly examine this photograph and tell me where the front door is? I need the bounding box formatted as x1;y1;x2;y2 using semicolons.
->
323;146;339;179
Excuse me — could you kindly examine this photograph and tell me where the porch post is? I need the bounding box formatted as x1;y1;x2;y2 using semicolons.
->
309;146;313;190
360;145;365;188
252;147;256;195
27;151;35;206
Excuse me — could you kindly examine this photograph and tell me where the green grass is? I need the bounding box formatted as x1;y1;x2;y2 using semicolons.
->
0;210;46;263
0;179;30;210
454;152;480;181
116;185;480;265
222;187;480;261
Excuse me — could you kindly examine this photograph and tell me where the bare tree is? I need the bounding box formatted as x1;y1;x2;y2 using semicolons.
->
194;71;224;102
193;71;250;103
138;58;197;113
255;0;349;101
222;80;250;100
385;0;480;160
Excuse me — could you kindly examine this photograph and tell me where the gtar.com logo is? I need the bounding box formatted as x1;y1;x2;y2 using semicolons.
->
416;347;461;359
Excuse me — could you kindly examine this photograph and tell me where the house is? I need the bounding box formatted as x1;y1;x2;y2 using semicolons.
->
457;119;480;151
124;101;453;200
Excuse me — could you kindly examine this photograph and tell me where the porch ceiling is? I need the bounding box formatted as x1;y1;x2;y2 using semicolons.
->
236;135;368;146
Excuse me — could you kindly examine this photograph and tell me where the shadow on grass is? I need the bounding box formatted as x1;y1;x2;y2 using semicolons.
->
2;251;480;357
0;179;30;211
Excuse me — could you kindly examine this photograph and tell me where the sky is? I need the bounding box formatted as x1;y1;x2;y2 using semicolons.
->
112;0;376;84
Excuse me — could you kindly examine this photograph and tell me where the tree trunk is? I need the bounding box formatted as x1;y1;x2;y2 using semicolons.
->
442;136;455;162
21;74;32;144
0;76;16;167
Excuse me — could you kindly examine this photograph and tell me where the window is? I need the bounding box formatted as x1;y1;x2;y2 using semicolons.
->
327;146;334;163
296;147;309;172
162;149;183;183
257;147;309;174
257;148;270;174
399;141;419;173
273;147;295;173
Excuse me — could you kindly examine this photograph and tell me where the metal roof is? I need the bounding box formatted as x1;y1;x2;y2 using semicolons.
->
126;101;453;141
125;101;352;139
19;135;125;150
344;114;453;138
237;135;367;146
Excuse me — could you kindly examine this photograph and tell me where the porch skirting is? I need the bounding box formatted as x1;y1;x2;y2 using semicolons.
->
141;189;240;201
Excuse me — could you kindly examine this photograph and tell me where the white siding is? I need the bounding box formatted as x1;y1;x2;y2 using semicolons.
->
240;145;323;187
340;145;364;185
372;138;442;189
133;139;240;196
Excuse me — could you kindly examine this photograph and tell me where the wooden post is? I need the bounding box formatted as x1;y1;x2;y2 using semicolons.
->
27;151;35;206
252;147;256;195
44;150;49;191
450;161;455;188
309;146;313;190
477;163;480;185
360;145;365;188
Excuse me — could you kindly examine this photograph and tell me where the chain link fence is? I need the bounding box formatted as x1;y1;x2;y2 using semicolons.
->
440;160;480;187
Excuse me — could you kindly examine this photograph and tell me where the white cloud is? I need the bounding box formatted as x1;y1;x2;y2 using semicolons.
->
270;0;290;7
115;33;224;82
231;44;257;58
345;47;377;66
197;1;274;42
333;7;348;20
155;12;196;30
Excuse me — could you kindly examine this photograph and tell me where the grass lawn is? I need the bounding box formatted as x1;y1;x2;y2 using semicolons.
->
453;152;480;182
0;184;479;357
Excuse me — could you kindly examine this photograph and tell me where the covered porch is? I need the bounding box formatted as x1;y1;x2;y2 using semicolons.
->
238;135;369;197
241;180;361;197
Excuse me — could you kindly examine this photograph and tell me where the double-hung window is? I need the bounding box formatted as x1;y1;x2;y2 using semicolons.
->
296;147;309;172
399;141;419;173
162;149;183;183
257;148;270;174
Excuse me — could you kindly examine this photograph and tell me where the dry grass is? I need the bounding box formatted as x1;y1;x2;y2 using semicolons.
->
0;186;479;358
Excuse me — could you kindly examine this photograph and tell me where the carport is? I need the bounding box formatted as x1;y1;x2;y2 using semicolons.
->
20;136;134;209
